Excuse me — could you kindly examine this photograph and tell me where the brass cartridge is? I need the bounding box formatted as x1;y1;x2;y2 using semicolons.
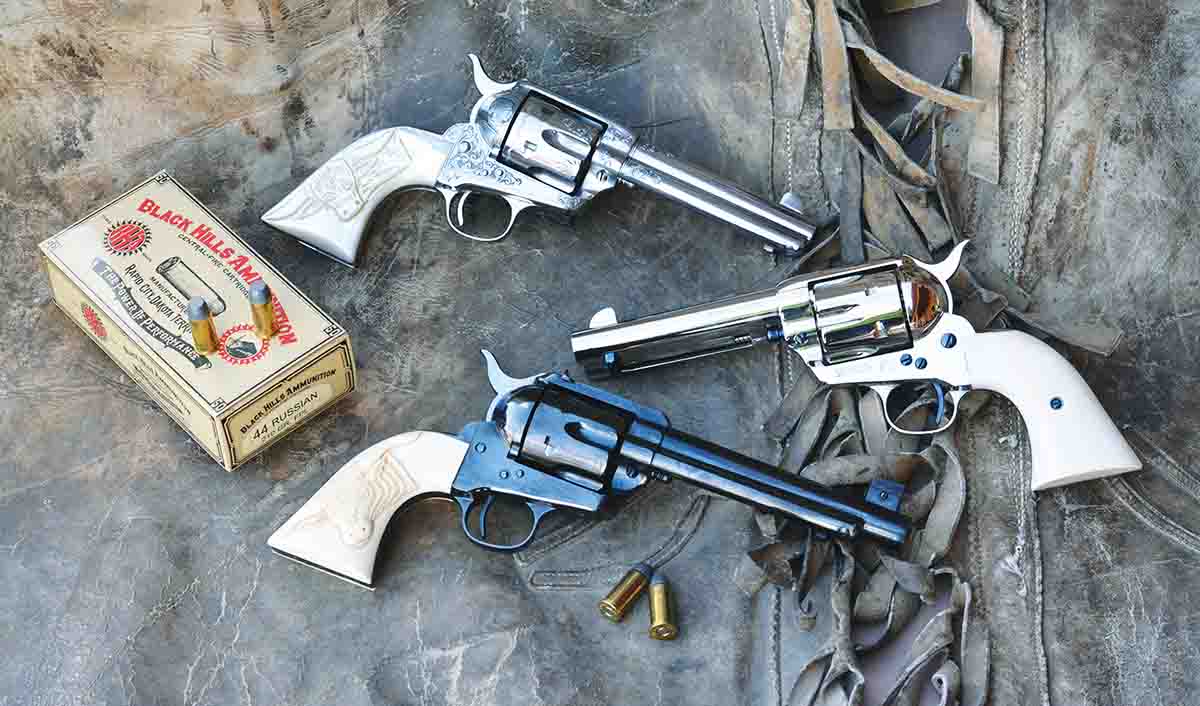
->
248;280;276;339
598;563;652;622
648;573;678;640
188;296;219;354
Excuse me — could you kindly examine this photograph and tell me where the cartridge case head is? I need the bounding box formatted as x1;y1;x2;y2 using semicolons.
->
598;563;652;622
648;573;678;640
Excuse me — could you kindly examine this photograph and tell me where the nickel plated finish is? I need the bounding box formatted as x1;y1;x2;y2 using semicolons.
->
262;54;813;264
572;244;967;433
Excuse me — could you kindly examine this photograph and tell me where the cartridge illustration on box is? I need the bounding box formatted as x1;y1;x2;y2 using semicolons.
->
39;172;357;470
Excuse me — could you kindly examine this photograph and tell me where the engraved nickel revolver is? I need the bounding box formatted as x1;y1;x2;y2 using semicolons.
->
268;351;907;589
261;54;815;265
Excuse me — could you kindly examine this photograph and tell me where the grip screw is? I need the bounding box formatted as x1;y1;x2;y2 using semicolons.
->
1050;397;1063;410
941;333;957;348
915;357;928;370
900;354;913;366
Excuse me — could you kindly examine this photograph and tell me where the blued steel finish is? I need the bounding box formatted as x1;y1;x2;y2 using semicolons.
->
484;370;910;547
598;563;652;622
647;574;678;640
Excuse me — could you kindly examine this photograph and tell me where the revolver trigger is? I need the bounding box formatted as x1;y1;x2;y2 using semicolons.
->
477;493;497;540
441;189;524;243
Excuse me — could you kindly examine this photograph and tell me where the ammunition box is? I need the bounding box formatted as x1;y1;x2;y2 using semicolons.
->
39;172;356;471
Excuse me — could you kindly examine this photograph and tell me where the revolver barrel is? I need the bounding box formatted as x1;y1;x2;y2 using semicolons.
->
571;288;783;378
617;146;814;253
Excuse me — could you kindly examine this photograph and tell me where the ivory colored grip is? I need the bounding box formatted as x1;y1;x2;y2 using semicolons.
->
261;127;453;266
268;431;468;588
964;330;1141;490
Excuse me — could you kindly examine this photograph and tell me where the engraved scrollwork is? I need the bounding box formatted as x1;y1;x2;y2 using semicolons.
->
440;124;523;187
622;161;665;188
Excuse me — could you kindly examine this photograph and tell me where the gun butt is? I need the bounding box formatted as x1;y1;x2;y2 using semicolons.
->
262;127;453;266
267;431;468;588
963;330;1141;490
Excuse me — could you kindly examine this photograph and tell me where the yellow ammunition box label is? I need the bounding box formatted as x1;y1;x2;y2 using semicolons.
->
224;343;355;464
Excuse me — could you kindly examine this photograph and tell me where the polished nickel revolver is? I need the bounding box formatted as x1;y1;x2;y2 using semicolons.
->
267;352;908;589
571;243;1142;491
261;55;814;265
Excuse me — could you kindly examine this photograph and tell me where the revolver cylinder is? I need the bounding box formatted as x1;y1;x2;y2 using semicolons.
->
469;59;813;253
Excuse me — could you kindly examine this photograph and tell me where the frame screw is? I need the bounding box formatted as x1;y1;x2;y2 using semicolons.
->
1050;397;1063;410
499;470;510;479
900;354;913;366
474;443;487;453
915;357;928;370
941;333;957;348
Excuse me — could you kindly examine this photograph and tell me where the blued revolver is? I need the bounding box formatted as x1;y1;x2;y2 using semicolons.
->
261;54;814;265
571;243;1142;491
268;352;908;589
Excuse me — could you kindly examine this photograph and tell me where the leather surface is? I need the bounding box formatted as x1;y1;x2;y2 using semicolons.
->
1022;1;1200;704
0;2;804;704
4;0;1199;705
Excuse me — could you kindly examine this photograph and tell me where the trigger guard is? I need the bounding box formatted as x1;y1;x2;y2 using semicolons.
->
440;189;521;243
455;495;556;553
874;382;958;435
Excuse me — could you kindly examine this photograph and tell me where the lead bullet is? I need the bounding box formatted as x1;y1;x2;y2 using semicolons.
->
188;296;219;354
248;280;276;340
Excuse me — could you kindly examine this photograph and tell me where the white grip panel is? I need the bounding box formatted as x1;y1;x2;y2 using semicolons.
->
964;330;1141;490
268;431;469;588
261;127;452;266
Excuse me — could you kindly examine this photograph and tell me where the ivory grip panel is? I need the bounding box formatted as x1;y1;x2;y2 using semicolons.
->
268;431;468;588
964;331;1141;490
261;127;453;266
